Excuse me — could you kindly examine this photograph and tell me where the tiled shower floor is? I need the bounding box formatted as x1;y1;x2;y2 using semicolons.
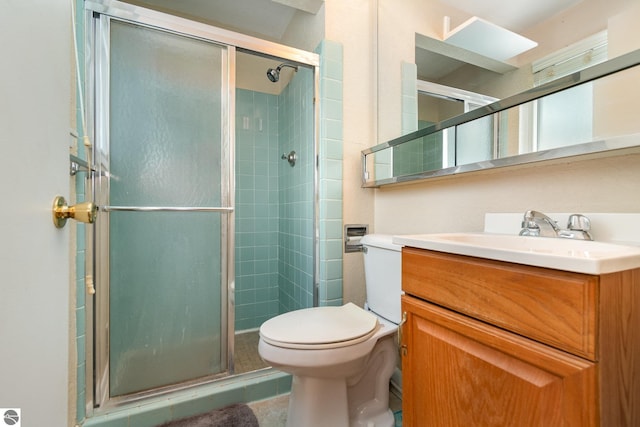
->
234;330;269;374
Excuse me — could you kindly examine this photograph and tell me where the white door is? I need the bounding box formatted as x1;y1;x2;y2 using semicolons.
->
0;1;72;426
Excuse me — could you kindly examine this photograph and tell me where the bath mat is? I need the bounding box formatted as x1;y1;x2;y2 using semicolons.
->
157;403;259;427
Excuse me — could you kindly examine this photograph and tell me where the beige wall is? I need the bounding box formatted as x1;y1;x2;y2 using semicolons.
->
324;0;376;305
593;3;640;138
281;6;326;53
374;150;640;235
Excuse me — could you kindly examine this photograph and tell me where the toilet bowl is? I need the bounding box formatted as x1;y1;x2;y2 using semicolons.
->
259;304;397;427
258;234;402;427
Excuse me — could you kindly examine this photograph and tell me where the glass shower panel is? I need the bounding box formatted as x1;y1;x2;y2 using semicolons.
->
108;20;227;397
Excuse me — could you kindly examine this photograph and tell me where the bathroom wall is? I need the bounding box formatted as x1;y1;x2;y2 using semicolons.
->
324;0;376;307
317;39;345;307
235;66;317;330
374;150;640;235
593;3;640;139
277;67;315;312
235;88;281;331
280;5;326;54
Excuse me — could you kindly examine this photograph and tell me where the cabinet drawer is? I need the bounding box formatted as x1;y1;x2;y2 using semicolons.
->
402;247;598;359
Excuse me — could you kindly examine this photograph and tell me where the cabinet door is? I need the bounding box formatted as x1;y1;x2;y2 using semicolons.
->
401;296;597;427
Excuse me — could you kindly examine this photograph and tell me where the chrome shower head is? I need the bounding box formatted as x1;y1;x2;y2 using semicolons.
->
266;67;280;82
266;63;298;83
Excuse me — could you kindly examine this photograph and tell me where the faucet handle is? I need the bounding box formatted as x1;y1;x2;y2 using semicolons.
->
519;220;540;236
567;214;591;231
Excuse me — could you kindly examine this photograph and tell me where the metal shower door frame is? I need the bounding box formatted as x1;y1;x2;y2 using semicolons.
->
88;10;235;409
84;0;320;413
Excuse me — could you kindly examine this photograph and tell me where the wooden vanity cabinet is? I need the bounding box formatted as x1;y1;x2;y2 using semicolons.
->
400;247;640;427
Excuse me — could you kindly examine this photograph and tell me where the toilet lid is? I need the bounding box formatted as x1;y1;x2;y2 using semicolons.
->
260;303;379;349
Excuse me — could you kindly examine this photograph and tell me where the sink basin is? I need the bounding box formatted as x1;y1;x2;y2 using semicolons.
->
392;232;640;274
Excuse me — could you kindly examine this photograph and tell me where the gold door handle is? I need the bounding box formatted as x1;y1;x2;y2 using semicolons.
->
52;196;97;228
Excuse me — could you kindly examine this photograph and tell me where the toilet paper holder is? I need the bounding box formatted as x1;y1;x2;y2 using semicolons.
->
344;224;368;253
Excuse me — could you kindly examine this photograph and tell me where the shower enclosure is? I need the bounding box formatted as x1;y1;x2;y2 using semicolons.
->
85;0;319;409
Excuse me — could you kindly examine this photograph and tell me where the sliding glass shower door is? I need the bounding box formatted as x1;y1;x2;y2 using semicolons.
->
93;17;233;401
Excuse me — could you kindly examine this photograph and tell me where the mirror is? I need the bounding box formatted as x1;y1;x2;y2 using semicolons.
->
373;0;640;185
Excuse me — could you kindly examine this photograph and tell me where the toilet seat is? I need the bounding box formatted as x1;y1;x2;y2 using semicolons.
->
260;303;379;350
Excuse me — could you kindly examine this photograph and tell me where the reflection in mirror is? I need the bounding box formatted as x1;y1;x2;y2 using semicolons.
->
407;0;631;108
418;80;498;123
373;0;640;186
364;50;640;186
416;81;498;172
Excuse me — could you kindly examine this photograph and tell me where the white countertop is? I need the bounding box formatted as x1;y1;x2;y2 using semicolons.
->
392;232;640;275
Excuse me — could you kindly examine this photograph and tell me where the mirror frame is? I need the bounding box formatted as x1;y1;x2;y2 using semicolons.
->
362;48;640;188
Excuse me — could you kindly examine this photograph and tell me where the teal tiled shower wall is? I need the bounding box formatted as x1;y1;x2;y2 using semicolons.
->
74;0;87;422
234;66;316;329
235;89;281;331
317;40;344;307
278;67;315;313
235;42;345;326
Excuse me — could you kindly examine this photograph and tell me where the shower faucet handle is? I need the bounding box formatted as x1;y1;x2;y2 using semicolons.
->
281;151;297;167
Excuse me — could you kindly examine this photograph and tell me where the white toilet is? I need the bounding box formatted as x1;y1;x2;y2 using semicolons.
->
258;234;402;427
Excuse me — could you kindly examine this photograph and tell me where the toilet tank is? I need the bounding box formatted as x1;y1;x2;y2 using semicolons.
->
360;234;402;324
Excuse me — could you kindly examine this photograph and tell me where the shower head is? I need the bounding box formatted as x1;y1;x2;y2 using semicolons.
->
266;67;280;82
266;63;299;83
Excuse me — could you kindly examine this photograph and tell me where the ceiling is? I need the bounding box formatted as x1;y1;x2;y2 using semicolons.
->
438;0;584;32
123;0;321;42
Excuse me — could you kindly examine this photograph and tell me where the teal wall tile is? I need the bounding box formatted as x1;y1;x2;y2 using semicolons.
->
235;63;316;326
322;118;343;143
317;40;344;307
245;377;279;402
322;77;343;101
74;1;88;421
276;65;315;314
83;373;290;427
83;410;130;427
235;88;281;330
128;404;173;427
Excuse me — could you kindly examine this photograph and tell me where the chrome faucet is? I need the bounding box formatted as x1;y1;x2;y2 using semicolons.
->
519;210;593;240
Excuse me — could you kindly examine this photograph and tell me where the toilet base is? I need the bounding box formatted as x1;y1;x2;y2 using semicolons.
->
352;409;395;427
286;376;349;427
282;334;397;427
285;375;395;427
